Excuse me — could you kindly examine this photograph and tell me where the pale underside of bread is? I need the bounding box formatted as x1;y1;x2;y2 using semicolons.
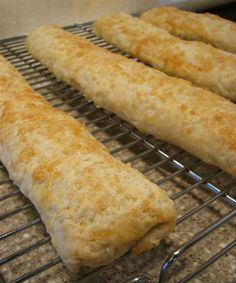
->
141;6;236;54
0;54;176;271
94;13;236;101
26;25;236;177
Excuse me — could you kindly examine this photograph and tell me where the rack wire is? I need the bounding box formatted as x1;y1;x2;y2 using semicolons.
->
0;21;235;283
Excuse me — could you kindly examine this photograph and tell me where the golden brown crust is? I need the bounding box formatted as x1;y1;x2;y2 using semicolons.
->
94;13;236;101
141;6;236;53
0;53;176;271
26;25;236;177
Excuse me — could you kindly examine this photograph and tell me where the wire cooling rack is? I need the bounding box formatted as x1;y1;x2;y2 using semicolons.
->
0;21;236;283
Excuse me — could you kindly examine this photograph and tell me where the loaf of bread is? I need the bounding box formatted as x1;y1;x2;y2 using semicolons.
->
26;25;236;176
94;13;236;101
0;54;176;271
141;6;236;53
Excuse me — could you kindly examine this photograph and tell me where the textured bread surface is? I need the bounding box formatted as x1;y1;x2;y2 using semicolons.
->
0;54;176;271
94;13;236;101
141;6;236;53
26;25;236;176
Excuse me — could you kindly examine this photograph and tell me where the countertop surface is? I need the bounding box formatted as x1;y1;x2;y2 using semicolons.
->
0;0;235;38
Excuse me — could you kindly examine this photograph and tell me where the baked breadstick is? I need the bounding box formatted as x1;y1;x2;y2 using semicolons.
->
141;6;236;53
26;25;236;176
0;54;176;271
94;13;236;101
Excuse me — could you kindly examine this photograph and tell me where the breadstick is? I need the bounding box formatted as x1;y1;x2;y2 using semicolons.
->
94;13;236;101
141;6;236;53
0;54;176;271
26;25;236;177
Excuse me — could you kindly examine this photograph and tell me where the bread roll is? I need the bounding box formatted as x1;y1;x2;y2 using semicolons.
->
141;6;236;53
26;25;236;177
0;54;176;271
94;13;236;101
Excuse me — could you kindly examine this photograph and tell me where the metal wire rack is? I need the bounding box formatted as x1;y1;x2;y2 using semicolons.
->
0;21;236;283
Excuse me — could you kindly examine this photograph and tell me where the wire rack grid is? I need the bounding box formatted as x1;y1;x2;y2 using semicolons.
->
0;21;235;283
